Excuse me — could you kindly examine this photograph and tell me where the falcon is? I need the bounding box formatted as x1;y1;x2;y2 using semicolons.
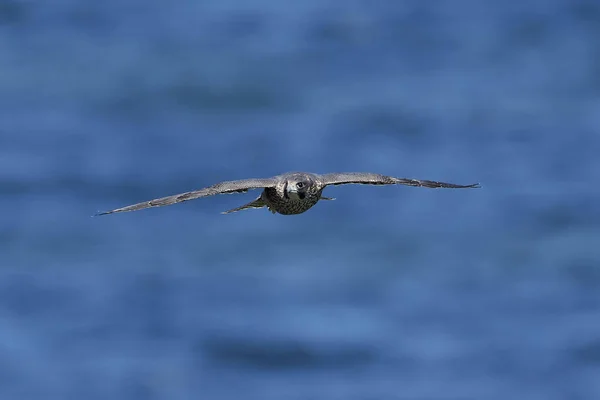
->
95;172;480;216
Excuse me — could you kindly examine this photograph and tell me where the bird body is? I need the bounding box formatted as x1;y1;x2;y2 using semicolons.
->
261;172;323;215
95;171;480;216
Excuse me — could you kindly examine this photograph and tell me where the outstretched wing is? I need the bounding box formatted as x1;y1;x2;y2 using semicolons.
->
95;177;277;216
319;172;480;189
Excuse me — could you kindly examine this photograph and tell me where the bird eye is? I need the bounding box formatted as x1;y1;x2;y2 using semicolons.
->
296;182;304;188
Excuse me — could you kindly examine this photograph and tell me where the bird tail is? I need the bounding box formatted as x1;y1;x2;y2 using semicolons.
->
221;196;266;214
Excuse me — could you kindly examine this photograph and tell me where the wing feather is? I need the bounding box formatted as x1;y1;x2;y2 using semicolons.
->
95;177;277;216
319;172;480;189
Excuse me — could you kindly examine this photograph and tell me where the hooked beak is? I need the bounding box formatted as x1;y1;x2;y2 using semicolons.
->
283;181;294;199
285;183;305;199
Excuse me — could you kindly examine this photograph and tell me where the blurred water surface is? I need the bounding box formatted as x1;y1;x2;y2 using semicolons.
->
1;0;600;399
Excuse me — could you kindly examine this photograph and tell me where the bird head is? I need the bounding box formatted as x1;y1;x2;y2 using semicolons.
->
285;175;314;200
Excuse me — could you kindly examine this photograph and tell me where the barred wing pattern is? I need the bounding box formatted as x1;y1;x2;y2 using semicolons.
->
95;178;277;216
319;172;480;189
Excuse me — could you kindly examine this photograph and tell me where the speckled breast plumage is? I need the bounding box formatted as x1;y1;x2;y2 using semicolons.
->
262;187;322;215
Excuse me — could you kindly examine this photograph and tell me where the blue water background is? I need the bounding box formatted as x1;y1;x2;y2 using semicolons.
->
1;0;600;398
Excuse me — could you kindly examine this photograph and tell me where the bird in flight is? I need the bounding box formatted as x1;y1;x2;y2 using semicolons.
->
95;172;480;216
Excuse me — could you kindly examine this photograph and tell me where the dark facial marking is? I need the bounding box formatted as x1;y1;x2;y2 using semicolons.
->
283;181;290;199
